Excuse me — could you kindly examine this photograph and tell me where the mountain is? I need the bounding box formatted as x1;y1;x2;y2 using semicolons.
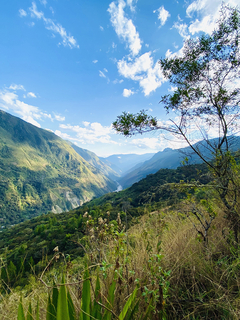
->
118;137;240;189
0;162;210;281
100;153;155;176
0;110;118;226
68;142;119;180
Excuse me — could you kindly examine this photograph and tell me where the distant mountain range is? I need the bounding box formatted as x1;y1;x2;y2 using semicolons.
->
0;110;118;226
100;153;155;175
118;137;240;189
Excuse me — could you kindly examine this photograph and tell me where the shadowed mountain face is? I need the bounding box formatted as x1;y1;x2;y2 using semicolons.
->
0;110;118;226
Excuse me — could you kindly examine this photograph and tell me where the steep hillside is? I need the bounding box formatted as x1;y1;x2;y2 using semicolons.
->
0;110;117;226
68;142;119;180
119;137;240;188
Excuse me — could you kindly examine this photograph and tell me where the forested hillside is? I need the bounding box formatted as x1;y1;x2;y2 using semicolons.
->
0;110;118;226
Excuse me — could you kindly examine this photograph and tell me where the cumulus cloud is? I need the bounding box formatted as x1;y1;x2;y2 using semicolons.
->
23;2;79;49
27;92;37;98
19;9;27;17
108;0;142;56
0;88;41;127
154;6;170;27
59;122;118;145
0;86;63;128
117;52;166;96
123;88;134;97
186;0;240;35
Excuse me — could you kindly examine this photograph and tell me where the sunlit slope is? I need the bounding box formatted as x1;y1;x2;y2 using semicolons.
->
0;110;117;225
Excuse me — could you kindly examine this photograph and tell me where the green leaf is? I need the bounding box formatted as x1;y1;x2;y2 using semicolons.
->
52;285;59;318
46;295;56;320
81;267;91;320
92;275;102;319
103;280;116;320
57;275;70;320
67;289;76;320
36;300;40;320
17;297;25;320
119;287;138;320
140;298;153;320
27;302;34;320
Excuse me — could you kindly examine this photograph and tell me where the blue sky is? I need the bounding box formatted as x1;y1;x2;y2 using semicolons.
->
0;0;238;157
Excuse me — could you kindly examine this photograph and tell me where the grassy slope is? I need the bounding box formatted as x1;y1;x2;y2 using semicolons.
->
0;110;117;226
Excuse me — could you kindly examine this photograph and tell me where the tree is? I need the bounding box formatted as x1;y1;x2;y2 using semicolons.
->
113;6;240;243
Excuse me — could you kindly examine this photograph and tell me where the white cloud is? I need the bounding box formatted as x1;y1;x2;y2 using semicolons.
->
126;0;138;12
123;88;134;97
112;42;117;49
0;86;63;128
185;0;240;35
113;79;124;84
99;70;106;78
59;122;118;145
100;26;104;31
130;137;164;150
168;86;178;92
27;2;79;49
173;21;189;39
39;0;47;6
117;52;166;96
93;60;98;64
27;92;37;98
9;84;26;91
154;6;170;27
19;9;27;17
104;68;108;73
54;114;65;121
108;0;142;56
0;89;41;127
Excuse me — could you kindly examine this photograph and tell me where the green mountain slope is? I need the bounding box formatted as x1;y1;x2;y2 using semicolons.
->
0;110;117;226
68;142;120;180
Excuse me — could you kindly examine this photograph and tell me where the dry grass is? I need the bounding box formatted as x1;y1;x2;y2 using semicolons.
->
1;206;240;319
